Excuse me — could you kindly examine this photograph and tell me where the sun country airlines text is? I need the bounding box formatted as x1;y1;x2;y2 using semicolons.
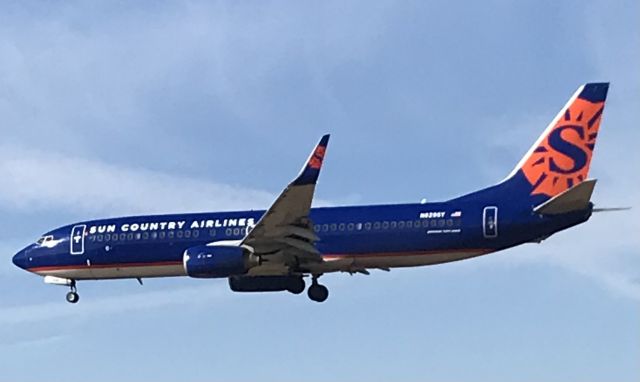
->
88;218;257;234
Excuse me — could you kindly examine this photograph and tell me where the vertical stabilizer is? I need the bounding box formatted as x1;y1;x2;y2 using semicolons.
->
505;83;608;199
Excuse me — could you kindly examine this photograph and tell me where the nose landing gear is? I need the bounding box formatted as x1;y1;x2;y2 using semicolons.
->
43;276;80;304
65;281;79;304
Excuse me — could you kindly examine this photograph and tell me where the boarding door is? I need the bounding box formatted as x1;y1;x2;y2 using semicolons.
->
483;207;498;239
70;225;87;255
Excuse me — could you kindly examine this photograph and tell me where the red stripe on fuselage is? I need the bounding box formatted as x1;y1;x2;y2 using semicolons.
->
321;248;493;260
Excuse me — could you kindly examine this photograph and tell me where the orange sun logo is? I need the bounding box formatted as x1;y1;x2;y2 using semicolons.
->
308;145;326;170
521;98;604;197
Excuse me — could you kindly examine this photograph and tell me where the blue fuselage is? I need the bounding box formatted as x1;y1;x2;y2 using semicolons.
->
12;183;592;281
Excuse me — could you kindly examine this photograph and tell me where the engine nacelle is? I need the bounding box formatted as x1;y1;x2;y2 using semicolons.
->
229;275;304;293
183;245;258;278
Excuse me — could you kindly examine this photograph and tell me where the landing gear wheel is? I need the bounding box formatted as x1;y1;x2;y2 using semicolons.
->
66;291;80;304
307;284;329;303
287;277;306;295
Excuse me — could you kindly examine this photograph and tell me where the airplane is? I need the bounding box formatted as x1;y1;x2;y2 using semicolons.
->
12;82;622;304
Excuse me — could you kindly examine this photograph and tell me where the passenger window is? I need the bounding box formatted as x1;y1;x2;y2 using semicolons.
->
390;221;397;229
151;232;158;240
415;220;421;228
176;231;184;239
406;221;413;229
159;232;166;239
233;228;242;236
120;233;126;241
397;221;405;229
446;219;453;227
209;229;216;237
339;223;345;231
167;232;175;239
225;228;232;236
322;224;329;232
364;222;372;230
142;232;149;240
430;220;437;228
97;234;103;242
105;234;111;241
314;225;321;233
135;233;142;240
382;221;389;229
438;219;445;227
374;222;381;230
422;220;429;228
347;223;355;231
330;224;337;231
89;236;96;242
356;223;362;230
193;230;200;238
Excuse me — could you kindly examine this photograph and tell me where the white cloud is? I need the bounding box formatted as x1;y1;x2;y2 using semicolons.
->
0;284;229;326
2;334;66;348
496;218;640;302
0;145;276;216
0;1;395;150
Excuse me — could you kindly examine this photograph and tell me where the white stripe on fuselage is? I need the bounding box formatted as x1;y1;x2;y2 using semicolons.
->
33;264;186;280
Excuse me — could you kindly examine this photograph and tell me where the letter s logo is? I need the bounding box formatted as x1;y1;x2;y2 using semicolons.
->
547;125;588;174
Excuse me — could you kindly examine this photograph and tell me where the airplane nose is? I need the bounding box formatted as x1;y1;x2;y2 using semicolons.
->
12;249;27;269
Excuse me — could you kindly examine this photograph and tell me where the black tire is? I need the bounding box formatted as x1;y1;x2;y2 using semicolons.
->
307;284;329;302
66;291;79;304
287;277;306;295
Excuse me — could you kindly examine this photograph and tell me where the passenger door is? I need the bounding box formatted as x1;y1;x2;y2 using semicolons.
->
70;225;86;255
483;207;498;238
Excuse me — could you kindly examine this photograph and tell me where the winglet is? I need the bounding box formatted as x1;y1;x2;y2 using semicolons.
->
293;134;330;186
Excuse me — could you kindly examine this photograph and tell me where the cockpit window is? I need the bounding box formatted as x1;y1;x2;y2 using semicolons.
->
36;235;54;245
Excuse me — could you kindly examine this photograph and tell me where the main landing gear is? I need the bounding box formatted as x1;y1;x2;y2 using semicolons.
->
65;281;79;304
286;277;306;295
307;275;329;303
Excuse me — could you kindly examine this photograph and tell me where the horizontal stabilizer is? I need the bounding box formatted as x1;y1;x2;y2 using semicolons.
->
534;179;597;215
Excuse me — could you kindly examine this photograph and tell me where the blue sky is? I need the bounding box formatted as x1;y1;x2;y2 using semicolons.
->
1;1;639;381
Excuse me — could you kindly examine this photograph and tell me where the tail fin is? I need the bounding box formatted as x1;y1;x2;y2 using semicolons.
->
506;83;609;198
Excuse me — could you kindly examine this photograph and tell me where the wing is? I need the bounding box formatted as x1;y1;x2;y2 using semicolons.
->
241;134;330;274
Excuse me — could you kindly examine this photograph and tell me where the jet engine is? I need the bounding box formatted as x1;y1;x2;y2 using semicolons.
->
183;245;259;278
